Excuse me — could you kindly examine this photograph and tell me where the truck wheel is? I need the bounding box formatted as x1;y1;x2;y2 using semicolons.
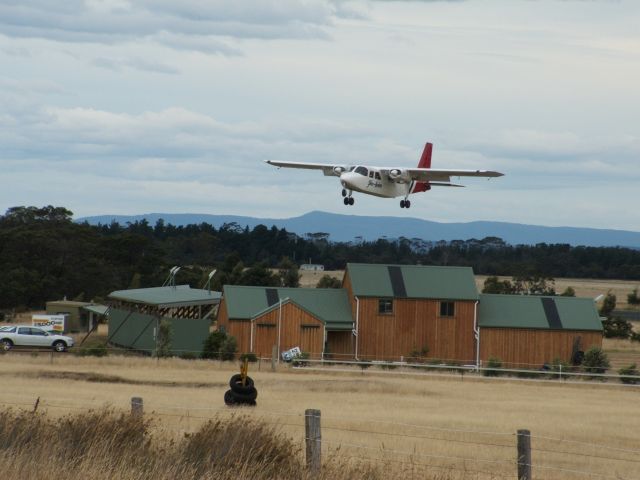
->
52;341;67;353
1;339;12;351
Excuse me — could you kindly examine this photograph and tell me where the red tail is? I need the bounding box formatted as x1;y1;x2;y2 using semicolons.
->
412;142;432;193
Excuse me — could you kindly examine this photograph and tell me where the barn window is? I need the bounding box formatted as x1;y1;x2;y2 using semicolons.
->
439;301;455;317
378;298;393;314
301;324;320;329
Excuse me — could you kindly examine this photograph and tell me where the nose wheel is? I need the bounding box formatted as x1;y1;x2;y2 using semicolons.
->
400;199;411;209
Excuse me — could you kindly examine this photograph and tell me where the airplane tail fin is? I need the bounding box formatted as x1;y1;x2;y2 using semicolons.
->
412;142;432;193
417;142;433;169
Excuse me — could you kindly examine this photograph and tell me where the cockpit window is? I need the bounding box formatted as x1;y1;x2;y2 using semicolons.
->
354;166;368;176
348;166;356;172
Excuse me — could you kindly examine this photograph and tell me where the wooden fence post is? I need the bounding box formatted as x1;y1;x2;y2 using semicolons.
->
131;397;143;417
305;409;321;475
517;429;532;480
271;344;278;372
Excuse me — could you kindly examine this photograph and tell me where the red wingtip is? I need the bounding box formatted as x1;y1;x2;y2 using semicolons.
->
418;142;433;169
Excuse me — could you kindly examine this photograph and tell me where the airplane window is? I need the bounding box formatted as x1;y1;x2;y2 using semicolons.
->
375;172;381;180
354;166;368;176
369;171;374;178
348;166;356;172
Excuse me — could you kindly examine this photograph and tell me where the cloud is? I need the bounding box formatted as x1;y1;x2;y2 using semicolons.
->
91;56;180;74
0;0;356;53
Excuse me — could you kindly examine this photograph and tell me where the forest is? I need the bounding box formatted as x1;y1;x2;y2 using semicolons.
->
1;205;639;309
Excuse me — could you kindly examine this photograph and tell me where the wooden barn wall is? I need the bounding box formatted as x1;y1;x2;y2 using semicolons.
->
326;331;354;358
356;299;476;362
252;303;325;358
479;328;603;367
342;271;357;318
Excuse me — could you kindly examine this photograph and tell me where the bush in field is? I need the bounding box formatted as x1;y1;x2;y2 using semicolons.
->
201;330;237;361
628;288;640;305
483;357;503;377
75;343;108;357
582;347;610;375
618;364;640;384
602;317;633;339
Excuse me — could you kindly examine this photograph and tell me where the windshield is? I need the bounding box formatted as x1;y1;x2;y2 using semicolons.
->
354;166;368;176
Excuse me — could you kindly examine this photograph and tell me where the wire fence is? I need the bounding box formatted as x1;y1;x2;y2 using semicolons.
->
1;396;638;480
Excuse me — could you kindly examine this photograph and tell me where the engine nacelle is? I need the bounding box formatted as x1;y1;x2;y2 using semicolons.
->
333;166;347;175
388;168;411;183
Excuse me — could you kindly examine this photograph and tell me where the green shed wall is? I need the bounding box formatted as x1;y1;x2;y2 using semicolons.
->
109;308;210;355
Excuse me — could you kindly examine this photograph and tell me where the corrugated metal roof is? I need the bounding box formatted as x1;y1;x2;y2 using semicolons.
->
109;285;221;307
81;304;109;315
223;286;353;330
478;294;603;331
347;263;478;300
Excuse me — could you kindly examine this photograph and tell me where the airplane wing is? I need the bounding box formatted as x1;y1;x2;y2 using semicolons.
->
265;160;346;177
381;168;504;183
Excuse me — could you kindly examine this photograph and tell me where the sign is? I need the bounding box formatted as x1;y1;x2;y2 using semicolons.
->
32;314;66;333
281;346;302;362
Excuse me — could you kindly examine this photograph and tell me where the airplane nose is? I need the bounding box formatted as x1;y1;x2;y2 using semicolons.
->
340;172;355;188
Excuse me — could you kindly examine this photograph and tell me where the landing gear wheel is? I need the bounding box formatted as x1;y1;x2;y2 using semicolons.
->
341;188;347;197
348;197;354;206
343;197;349;205
400;200;406;208
405;200;411;208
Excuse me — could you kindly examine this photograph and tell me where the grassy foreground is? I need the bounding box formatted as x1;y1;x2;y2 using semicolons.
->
1;354;639;479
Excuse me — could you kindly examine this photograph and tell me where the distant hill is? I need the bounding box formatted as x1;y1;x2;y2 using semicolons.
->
78;211;640;248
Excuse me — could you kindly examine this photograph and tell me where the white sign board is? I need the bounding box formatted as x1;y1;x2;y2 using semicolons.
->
281;346;302;362
32;314;66;333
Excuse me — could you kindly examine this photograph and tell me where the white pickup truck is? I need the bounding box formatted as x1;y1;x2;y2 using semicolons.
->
0;325;74;352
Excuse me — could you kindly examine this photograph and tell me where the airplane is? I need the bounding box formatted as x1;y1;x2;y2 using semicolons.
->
265;142;504;208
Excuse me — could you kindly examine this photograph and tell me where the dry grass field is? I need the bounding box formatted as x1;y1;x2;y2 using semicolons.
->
1;352;639;479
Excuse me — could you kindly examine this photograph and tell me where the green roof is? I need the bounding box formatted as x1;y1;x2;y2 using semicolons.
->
222;286;353;331
346;263;478;300
81;304;109;316
109;285;221;307
478;294;603;331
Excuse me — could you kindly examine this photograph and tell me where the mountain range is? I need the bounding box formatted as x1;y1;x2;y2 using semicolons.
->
77;211;640;248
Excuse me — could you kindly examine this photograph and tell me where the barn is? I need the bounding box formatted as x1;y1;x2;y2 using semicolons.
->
108;285;221;356
217;286;353;359
478;293;604;368
343;263;479;362
216;263;603;368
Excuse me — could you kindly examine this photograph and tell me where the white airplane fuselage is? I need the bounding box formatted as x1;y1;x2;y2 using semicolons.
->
340;168;412;199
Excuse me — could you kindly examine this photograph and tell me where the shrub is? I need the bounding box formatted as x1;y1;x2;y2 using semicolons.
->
292;352;310;367
631;332;640;343
220;336;237;361
628;288;640;305
406;345;429;364
75;343;108;357
619;364;640;385
239;352;258;363
483;357;503;377
602;317;632;339
582;347;610;376
156;319;172;357
547;358;570;379
201;331;237;361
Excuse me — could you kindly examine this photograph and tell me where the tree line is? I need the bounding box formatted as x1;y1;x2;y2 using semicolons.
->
1;205;639;310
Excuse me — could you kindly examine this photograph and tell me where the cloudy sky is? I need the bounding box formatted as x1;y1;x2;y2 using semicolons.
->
1;0;639;229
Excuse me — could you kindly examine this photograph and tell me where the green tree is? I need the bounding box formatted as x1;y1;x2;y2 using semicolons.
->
201;331;227;359
582;347;610;375
560;286;576;297
278;257;300;288
599;291;616;317
156;319;172;357
482;276;514;294
316;275;342;289
628;288;640;305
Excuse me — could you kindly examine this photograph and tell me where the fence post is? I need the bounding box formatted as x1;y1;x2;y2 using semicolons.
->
271;344;278;372
131;397;144;417
517;429;531;480
305;409;321;475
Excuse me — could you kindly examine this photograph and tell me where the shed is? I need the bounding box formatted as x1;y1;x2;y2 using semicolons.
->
478;294;603;368
343;263;479;362
108;285;221;356
46;300;108;333
217;286;353;359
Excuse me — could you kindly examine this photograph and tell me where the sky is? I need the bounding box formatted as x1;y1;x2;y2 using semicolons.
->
1;0;639;230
